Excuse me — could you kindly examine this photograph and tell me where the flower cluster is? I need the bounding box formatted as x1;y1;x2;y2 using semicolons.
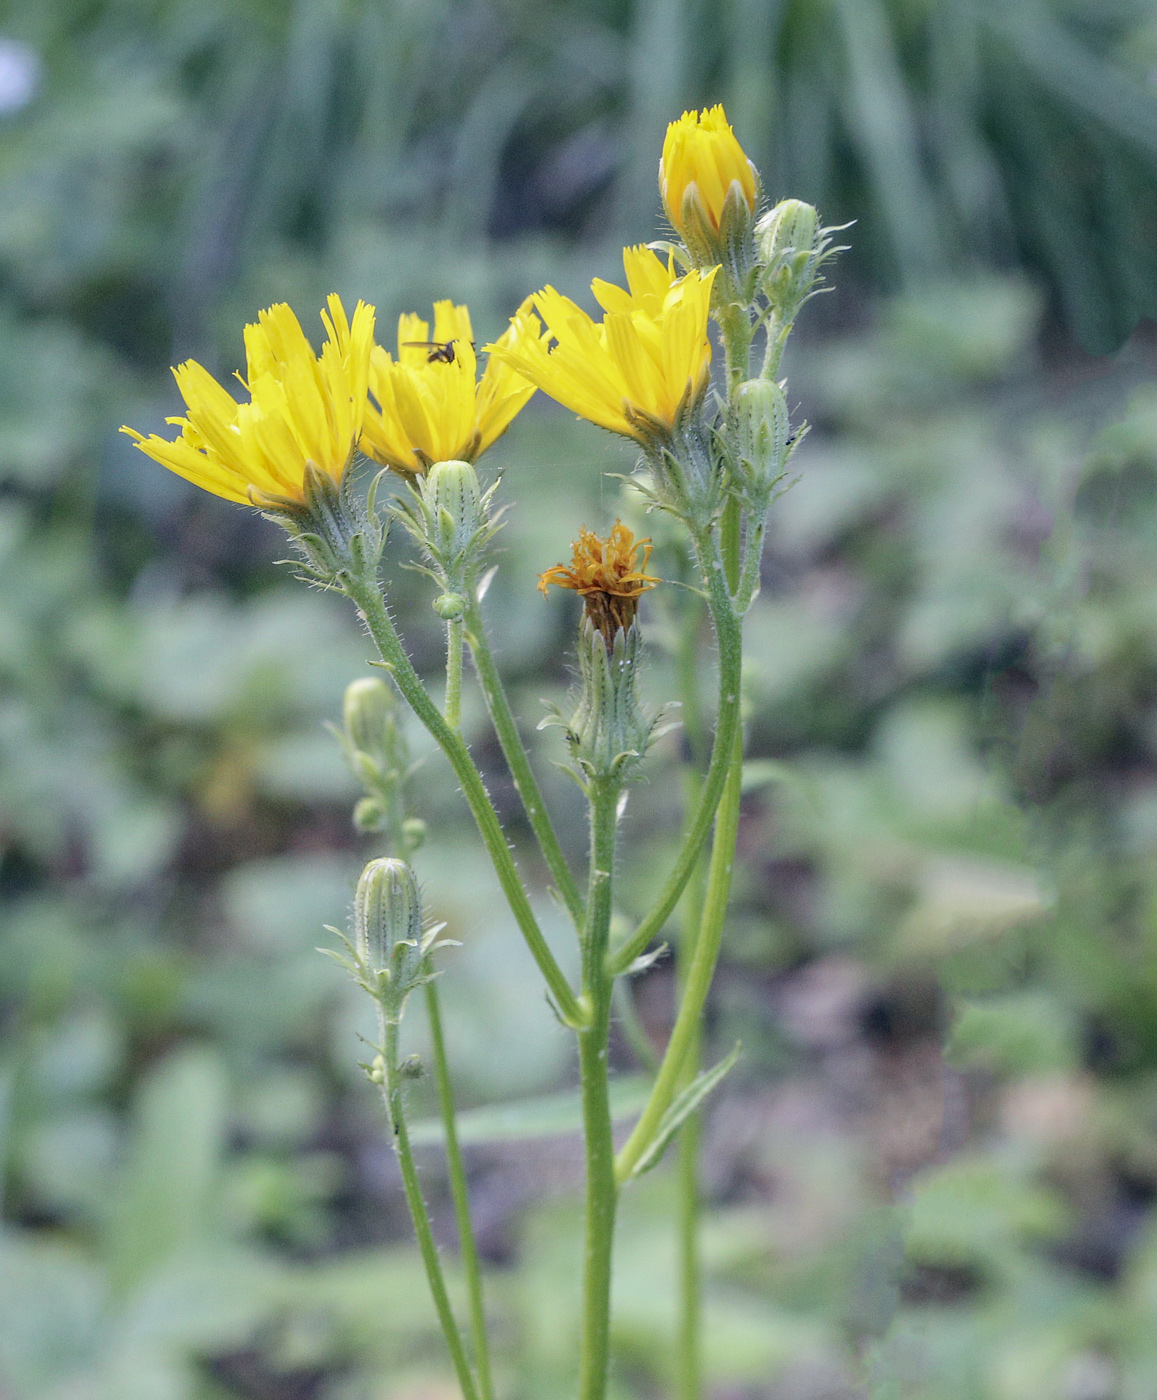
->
122;296;545;504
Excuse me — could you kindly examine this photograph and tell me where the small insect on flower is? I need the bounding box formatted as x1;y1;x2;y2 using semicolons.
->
539;521;660;648
364;301;546;475
400;339;477;365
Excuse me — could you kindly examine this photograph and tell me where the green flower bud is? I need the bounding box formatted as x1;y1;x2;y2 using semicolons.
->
434;592;466;620
353;796;386;832
401;816;427;852
354;857;425;1017
730;378;796;498
343;677;398;766
756;199;822;316
392;457;502;596
425;459;484;562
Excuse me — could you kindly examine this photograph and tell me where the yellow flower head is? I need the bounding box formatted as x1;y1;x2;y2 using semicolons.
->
121;296;375;506
539;520;659;644
660;105;757;240
486;246;717;446
362;299;546;475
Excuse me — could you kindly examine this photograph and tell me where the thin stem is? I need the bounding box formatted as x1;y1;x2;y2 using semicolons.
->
614;513;745;1187
444;616;464;731
734;512;768;617
614;702;743;1185
605;532;742;978
464;596;585;928
761;314;792;381
425;978;494;1400
380;1017;480;1400
345;570;586;1028
676;1093;702;1400
612;976;658;1074
578;776;621;1400
675;770;708;1400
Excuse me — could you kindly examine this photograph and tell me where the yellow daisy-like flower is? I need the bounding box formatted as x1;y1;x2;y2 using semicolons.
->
539;520;659;644
660;104;757;240
121;296;375;506
362;299;545;475
486;246;717;445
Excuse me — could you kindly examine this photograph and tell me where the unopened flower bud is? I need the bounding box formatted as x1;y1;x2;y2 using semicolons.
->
425;459;485;561
353;796;386;832
731;378;795;497
343;677;398;767
660;106;759;280
434;592;466;620
756;200;824;317
354;857;425;1015
401;817;427;852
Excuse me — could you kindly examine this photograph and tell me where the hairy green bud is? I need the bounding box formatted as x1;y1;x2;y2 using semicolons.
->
354;857;425;1017
425;459;485;561
730;378;798;498
756;200;841;321
343;677;397;764
393;458;503;597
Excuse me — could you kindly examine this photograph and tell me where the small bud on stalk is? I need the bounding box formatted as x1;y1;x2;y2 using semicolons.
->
756;199;841;323
393;458;502;603
730;378;801;500
352;857;442;1020
335;676;419;852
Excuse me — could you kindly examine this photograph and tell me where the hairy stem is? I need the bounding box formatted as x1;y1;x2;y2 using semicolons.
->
425;978;493;1400
614;515;745;1186
464;596;585;927
380;1016;479;1400
578;777;621;1400
605;531;741;978
344;570;585;1027
444;615;464;731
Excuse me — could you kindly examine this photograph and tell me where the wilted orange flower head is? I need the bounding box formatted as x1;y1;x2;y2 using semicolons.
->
539;521;659;644
660;105;757;239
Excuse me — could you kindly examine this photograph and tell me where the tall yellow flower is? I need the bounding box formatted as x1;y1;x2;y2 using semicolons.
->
121;296;375;506
659;105;757;241
362;299;546;475
485;246;717;445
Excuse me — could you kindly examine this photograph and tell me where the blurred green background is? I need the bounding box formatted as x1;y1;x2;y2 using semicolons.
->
5;1;1157;1397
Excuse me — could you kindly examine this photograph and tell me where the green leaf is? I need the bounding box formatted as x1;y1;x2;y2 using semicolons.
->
407;1075;651;1146
627;1044;742;1181
103;1046;229;1295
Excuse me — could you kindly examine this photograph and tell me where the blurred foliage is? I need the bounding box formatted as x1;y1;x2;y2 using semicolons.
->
6;1;1157;1398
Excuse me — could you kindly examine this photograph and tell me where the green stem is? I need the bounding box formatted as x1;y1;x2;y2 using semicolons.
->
464;596;585;928
676;1094;702;1400
345;570;586;1028
381;1017;480;1400
614;514;745;1187
578;777;621;1400
606;532;742;978
444;616;464;731
675;770;708;1400
425;978;494;1400
615;696;743;1185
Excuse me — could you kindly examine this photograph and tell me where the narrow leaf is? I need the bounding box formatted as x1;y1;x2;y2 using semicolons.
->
628;1043;741;1180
